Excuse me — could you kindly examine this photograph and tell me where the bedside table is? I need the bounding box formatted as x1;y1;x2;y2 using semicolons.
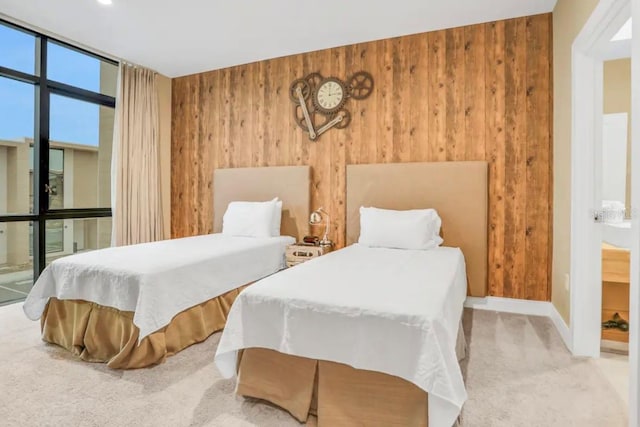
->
286;243;332;267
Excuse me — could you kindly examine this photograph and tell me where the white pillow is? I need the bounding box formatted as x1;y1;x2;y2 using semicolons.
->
271;199;283;236
358;207;443;250
222;199;277;238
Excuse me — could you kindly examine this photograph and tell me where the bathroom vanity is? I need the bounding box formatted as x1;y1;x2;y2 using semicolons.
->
601;242;630;343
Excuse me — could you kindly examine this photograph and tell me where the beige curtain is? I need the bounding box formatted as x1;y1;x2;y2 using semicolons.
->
112;64;164;246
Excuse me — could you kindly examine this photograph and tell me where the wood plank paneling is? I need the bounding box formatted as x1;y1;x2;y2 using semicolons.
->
485;20;506;298
503;17;528;299
525;14;552;301
330;47;347;247
446;27;466;162
360;43;378;165
409;34;429;162
393;38;410;163
378;39;394;163
171;13;553;301
428;30;447;162
464;25;486;161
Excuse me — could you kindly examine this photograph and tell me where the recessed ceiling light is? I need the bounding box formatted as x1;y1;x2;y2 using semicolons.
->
97;0;113;5
611;18;632;41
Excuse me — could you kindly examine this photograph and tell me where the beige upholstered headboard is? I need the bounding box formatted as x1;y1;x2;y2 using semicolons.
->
346;161;488;297
213;166;310;241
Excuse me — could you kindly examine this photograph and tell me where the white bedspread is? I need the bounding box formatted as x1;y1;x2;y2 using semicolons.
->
24;234;295;339
215;243;468;427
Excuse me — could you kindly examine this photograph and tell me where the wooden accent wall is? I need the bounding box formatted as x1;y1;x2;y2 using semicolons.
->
171;13;553;301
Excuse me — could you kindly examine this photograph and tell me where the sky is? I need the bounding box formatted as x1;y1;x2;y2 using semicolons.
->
0;23;113;146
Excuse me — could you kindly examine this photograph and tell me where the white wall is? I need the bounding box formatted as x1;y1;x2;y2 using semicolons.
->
552;0;601;324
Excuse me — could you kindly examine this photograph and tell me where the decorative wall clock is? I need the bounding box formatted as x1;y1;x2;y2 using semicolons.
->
289;71;373;141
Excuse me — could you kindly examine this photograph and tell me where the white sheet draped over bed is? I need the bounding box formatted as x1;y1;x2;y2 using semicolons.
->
215;243;468;427
24;234;294;339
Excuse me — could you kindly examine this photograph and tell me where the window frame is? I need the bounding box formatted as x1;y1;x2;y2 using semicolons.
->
0;18;117;281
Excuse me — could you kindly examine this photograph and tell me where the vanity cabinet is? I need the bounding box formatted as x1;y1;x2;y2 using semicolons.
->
601;243;630;343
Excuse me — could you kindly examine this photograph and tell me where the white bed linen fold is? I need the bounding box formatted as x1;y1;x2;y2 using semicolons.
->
23;234;294;339
215;243;468;427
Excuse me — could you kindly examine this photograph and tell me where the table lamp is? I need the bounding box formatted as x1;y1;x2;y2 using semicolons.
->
309;207;333;247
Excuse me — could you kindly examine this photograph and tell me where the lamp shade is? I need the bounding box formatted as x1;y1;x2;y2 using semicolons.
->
310;211;323;224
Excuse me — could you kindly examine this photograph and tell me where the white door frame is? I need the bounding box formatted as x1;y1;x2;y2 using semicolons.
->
630;1;640;424
570;0;630;357
571;0;638;425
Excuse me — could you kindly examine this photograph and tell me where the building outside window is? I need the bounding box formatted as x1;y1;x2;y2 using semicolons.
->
0;21;117;305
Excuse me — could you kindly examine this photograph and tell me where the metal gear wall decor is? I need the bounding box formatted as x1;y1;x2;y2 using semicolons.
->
289;71;373;141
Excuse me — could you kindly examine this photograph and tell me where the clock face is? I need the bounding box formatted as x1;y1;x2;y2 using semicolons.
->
315;79;344;113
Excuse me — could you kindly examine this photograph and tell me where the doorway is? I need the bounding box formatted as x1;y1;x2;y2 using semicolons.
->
571;0;638;425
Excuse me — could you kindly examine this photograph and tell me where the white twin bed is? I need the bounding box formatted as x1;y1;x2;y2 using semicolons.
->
22;165;311;369
24;234;294;339
215;161;489;427
216;243;469;426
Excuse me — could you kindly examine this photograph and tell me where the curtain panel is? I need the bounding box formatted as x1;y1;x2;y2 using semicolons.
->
112;64;164;246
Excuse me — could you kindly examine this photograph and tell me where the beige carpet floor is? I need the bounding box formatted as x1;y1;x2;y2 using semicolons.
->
0;303;628;427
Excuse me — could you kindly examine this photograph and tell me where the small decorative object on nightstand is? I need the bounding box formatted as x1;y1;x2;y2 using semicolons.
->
286;243;331;267
309;207;333;249
286;207;334;267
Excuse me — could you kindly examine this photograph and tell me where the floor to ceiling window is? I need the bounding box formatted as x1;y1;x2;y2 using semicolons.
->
0;20;117;305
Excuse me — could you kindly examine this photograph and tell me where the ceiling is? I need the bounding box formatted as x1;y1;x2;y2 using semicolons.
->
0;0;557;78
600;18;632;60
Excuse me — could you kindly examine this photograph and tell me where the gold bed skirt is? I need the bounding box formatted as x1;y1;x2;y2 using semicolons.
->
236;321;466;426
41;286;246;369
237;348;429;426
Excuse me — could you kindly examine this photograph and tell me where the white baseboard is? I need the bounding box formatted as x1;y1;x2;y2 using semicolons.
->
549;304;572;352
464;296;552;317
465;296;572;352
